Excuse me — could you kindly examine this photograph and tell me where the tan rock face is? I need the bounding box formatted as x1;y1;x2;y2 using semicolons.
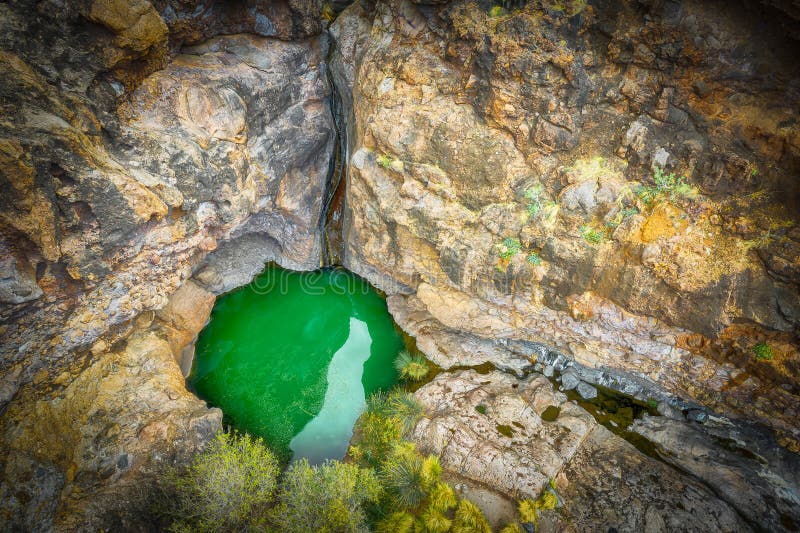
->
0;2;333;528
331;0;800;449
88;0;169;60
1;296;222;530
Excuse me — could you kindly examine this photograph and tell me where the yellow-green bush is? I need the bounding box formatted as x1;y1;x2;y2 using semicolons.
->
270;459;382;532
165;432;280;532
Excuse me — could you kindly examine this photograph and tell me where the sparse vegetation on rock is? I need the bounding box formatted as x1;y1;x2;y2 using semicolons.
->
526;252;543;266
579;224;605;244
753;342;774;361
496;237;522;259
636;167;697;206
517;485;559;526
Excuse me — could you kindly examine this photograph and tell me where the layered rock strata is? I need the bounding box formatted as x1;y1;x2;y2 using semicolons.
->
412;369;798;531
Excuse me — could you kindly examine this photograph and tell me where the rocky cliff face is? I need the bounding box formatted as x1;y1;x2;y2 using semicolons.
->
0;0;332;529
330;0;800;450
1;0;799;530
328;1;800;528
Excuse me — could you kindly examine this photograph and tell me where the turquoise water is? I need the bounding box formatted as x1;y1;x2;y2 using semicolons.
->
189;266;403;463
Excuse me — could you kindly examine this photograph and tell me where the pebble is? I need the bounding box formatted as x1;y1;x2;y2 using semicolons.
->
686;408;708;424
543;365;554;377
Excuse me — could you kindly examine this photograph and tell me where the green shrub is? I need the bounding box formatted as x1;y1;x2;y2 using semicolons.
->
394;350;430;381
636;167;697;205
366;390;393;417
497;237;522;259
270;459;381;533
579;225;605;244
418;506;453;532
526;252;542;266
376;511;415;533
353;389;427;465
500;524;524;533
753;342;774;361
428;482;457;513
518;489;558;524
386;389;426;434
488;5;506;17
165;432;280;532
381;443;442;508
354;411;403;465
452;499;492;533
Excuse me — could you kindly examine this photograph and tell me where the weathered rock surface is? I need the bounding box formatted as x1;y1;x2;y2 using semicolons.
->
632;414;800;532
0;1;332;528
412;370;749;532
330;0;800;451
1;0;799;529
1;283;223;530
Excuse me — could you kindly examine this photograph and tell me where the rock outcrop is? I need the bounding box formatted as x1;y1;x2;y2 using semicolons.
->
0;0;332;528
412;370;750;531
330;0;800;452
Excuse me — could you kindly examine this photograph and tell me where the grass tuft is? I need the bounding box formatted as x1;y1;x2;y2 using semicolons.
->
394;350;430;382
753;342;774;361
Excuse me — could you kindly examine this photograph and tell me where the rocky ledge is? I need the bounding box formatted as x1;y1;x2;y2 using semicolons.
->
412;369;799;531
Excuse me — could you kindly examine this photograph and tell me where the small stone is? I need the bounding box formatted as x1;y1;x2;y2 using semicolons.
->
91;339;108;355
686;409;708;424
561;369;580;391
641;243;661;265
657;401;682;419
576;382;598;400
117;454;129;470
652;147;670;168
543;365;555;377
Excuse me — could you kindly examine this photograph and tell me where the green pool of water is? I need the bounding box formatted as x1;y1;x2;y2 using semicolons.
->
189;265;404;463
